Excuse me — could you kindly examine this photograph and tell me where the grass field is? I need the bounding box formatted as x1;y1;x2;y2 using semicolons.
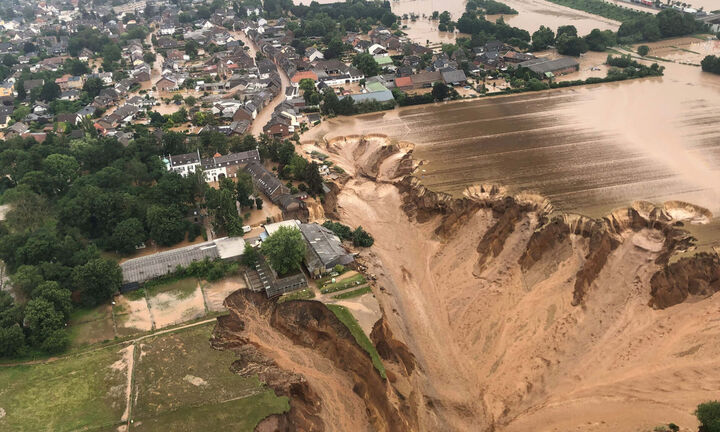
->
131;391;288;431
0;322;289;432
320;274;367;294
326;304;386;379
332;286;372;300
67;304;117;347
0;346;128;432
279;288;316;302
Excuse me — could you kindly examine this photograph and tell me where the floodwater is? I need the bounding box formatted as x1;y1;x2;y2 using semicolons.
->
304;59;720;219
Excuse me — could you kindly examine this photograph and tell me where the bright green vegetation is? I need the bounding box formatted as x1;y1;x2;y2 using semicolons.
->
545;0;646;23
279;288;316;303
320;273;367;294
131;391;289;431
132;324;287;424
261;226;307;276
333;286;372;300
326;305;385;379
0;345;128;432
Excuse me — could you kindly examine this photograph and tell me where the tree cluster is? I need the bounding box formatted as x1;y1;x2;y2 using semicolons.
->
701;55;720;75
322;220;375;247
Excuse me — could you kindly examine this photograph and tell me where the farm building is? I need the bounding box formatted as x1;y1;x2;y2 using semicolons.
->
120;237;246;291
519;57;580;79
299;223;355;278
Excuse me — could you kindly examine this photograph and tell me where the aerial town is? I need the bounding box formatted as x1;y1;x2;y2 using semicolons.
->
1;0;720;430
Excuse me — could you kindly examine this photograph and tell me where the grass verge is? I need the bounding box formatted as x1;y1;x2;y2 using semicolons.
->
326;304;386;379
320;274;367;294
332;285;372;300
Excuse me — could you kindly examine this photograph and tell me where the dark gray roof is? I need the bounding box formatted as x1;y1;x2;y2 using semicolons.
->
519;57;579;75
441;69;467;84
299;223;354;274
244;161;285;198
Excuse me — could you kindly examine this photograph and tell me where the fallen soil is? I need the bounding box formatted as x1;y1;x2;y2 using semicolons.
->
214;135;720;431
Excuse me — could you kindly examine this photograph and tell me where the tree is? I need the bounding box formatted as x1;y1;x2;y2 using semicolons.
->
701;55;720;74
82;77;104;98
184;95;196;106
44;154;79;194
324;37;345;59
531;26;554;51
15;80;26;101
637;45;650;56
146;205;186;246
39;81;61;102
185;40;199;58
556;25;578;40
24;298;65;343
240;243;259;267
304;162;324;195
236;172;255;208
584;29;616;52
432;82;450;100
352;53;380;77
41;329;69;354
111;218;146;253
556;34;588;57
206;179;244;236
255;197;263;209
261;226;306;275
10;265;43;296
72;258;122;307
0;324;25;357
102;43;121;63
697;401;720;432
352;226;374;247
34;281;72;320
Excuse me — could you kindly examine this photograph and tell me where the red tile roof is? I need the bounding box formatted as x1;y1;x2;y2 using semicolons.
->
291;70;318;83
394;76;412;88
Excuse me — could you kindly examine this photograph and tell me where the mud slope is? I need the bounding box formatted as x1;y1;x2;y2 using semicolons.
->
306;135;720;432
211;290;417;432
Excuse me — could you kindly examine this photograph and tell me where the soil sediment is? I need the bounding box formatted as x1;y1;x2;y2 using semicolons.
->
215;134;720;431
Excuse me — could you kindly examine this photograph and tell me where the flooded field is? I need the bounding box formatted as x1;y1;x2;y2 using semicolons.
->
305;61;720;219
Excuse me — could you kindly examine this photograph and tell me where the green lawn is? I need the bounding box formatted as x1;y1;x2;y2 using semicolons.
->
0;346;128;432
320;274;367;294
67;304;117;347
144;277;199;299
0;322;289;432
326;305;386;379
131;323;287;423
131;391;289;432
332;285;372;300
278;288;316;303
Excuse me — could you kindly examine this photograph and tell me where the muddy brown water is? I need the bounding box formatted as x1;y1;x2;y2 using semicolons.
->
305;61;720;220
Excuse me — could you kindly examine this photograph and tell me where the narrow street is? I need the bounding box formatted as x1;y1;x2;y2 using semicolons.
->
234;30;291;136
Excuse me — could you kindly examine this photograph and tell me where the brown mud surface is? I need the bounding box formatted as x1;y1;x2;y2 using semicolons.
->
212;135;720;431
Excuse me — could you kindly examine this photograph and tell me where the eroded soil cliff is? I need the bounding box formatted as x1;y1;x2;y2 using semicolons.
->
214;135;720;432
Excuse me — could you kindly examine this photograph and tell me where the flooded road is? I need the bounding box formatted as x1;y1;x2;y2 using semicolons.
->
304;60;720;219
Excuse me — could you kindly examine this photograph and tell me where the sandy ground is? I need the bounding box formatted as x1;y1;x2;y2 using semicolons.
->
114;295;153;336
303;134;720;431
202;276;247;312
147;286;206;329
330;293;382;336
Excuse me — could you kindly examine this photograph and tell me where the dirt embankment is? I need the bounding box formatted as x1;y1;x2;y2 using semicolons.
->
211;290;417;432
211;134;720;431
